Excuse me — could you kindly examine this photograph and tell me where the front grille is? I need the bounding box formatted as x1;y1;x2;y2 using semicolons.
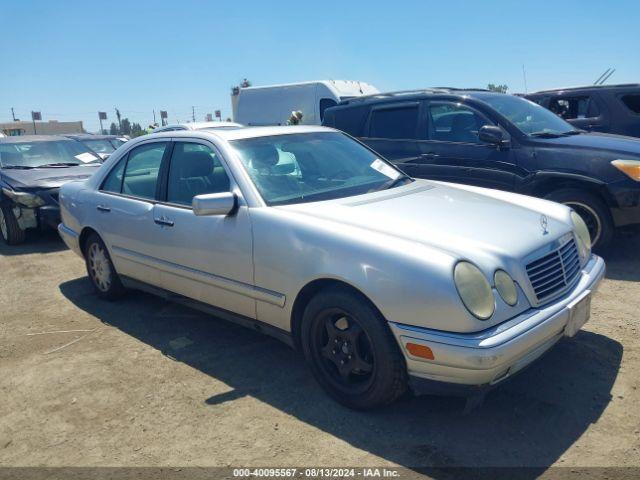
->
526;238;581;303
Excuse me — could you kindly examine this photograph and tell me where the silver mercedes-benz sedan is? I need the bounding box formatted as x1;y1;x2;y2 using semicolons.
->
58;126;605;409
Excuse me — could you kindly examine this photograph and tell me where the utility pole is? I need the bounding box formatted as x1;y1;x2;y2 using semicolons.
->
153;110;156;124
11;107;16;121
192;106;196;122
115;108;122;133
522;65;528;94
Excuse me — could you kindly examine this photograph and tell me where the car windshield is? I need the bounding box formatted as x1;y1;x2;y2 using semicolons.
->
0;140;100;168
231;132;411;206
475;94;578;136
83;139;116;154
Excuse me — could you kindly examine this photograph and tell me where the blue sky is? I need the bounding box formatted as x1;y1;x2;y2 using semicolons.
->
1;0;638;132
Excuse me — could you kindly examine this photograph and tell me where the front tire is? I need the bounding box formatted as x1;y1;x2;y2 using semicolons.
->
84;233;125;300
545;189;613;251
300;286;407;409
0;203;26;245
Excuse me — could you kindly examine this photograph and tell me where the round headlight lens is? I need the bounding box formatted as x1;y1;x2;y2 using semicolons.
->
494;270;518;306
571;210;591;259
454;262;495;320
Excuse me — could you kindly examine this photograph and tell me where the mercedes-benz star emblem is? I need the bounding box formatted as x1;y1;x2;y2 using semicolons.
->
540;214;549;235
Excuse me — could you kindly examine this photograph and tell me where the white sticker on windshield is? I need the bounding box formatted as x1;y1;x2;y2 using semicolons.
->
370;158;401;180
75;152;98;163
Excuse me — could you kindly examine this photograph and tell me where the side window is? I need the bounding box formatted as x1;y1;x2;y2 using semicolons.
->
549;96;599;119
621;94;640;114
101;157;126;193
122;142;168;200
319;98;338;121
428;103;491;143
368;106;420;139
166;143;231;206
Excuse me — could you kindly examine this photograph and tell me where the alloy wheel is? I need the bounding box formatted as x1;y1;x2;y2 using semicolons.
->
565;201;601;247
88;242;112;292
312;308;376;395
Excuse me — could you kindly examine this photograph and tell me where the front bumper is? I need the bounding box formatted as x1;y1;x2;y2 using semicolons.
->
389;254;605;393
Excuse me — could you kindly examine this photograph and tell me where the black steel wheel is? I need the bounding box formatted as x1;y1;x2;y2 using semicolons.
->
301;286;407;409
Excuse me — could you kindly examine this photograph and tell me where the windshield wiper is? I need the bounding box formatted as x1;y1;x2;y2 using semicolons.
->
529;131;563;138
1;165;36;169
562;130;583;135
382;175;413;190
36;162;83;168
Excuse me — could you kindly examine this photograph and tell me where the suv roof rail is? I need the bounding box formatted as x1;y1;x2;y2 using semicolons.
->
531;83;640;94
339;87;491;105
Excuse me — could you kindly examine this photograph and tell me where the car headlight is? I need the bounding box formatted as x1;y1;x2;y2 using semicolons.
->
611;159;640;181
494;270;518;306
1;187;45;208
571;210;591;260
454;261;495;320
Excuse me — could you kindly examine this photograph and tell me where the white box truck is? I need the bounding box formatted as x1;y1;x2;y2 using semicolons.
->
231;80;378;126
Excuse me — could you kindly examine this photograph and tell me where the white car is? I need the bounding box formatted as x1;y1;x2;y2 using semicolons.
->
154;121;242;133
58;126;605;409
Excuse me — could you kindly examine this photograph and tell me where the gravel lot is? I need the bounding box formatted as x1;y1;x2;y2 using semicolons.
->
1;230;639;475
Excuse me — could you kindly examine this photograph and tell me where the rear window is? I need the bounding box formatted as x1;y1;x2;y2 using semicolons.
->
368;106;419;139
621;94;640;114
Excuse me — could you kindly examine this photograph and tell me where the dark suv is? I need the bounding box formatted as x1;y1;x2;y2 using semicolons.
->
526;84;640;138
322;88;640;249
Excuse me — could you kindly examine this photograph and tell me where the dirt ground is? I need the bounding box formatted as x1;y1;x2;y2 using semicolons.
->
0;230;639;476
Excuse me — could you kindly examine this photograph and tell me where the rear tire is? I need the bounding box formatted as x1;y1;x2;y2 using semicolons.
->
84;233;125;300
0;203;26;245
545;189;613;251
300;286;407;410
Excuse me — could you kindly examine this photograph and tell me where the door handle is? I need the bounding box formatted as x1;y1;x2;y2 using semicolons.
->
421;152;440;158
96;205;111;212
154;216;174;227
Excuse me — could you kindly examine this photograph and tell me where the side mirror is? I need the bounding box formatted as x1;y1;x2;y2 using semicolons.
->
192;192;236;216
478;125;506;145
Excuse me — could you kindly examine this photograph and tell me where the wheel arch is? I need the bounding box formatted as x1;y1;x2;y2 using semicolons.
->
78;226;100;256
525;172;616;208
289;278;385;352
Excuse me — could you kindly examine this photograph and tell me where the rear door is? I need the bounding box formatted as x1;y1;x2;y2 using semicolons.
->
360;102;423;169
93;140;171;287
410;100;517;190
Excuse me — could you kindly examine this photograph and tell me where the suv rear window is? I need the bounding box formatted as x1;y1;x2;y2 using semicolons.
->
368;106;419;139
621;94;640;114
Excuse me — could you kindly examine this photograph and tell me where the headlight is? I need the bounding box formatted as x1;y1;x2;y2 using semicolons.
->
611;159;640;181
454;261;495;320
1;187;45;208
571;210;591;260
494;270;518;306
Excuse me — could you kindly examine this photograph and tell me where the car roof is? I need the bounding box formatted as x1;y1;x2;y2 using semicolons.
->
0;135;75;144
530;83;640;95
148;125;334;142
337;87;501;106
64;134;120;140
162;121;243;130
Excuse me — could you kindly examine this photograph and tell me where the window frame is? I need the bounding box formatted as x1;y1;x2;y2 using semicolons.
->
158;138;238;210
425;100;496;145
98;139;172;203
619;93;640;116
548;95;601;121
364;101;422;140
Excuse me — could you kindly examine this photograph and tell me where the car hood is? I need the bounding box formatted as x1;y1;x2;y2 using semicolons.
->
536;132;640;158
280;179;572;268
0;164;100;190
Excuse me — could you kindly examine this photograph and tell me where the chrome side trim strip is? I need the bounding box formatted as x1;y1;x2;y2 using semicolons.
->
111;245;286;307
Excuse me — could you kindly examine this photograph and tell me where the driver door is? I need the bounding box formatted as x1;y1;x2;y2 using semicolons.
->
151;140;256;318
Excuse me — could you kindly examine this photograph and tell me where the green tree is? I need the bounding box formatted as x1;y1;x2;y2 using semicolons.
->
121;118;132;136
130;122;145;137
487;83;509;93
109;122;119;135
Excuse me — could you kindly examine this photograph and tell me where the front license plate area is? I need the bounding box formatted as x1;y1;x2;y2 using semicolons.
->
565;292;591;337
